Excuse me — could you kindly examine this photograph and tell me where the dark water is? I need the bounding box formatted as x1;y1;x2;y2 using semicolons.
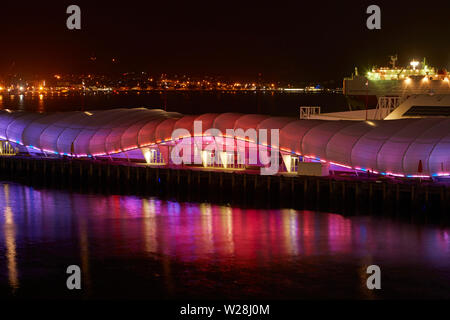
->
0;91;347;116
0;182;449;300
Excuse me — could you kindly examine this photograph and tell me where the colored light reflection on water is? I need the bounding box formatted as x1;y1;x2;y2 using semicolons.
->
0;182;449;299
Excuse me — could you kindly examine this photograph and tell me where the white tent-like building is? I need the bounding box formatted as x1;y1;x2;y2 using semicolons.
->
0;108;449;177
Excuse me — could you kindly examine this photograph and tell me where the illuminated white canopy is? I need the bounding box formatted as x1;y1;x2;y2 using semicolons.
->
0;108;448;176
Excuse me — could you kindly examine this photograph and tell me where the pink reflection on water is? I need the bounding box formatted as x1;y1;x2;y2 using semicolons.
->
327;213;352;254
59;195;449;268
1;181;450;296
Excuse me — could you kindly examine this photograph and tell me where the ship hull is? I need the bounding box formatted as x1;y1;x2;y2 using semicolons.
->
345;95;378;110
343;77;450;109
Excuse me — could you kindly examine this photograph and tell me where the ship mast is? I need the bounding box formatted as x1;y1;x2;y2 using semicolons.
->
390;54;398;68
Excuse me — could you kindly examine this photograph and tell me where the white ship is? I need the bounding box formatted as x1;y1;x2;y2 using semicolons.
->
343;55;450;110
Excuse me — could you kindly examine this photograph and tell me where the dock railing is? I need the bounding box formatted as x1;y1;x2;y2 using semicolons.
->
299;106;321;119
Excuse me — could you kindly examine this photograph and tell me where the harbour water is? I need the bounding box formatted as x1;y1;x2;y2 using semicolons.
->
0;181;449;299
0;91;347;116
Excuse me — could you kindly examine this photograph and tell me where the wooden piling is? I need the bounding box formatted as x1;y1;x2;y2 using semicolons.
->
0;156;448;221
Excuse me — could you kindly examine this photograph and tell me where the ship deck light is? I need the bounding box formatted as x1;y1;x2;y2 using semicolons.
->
410;60;419;70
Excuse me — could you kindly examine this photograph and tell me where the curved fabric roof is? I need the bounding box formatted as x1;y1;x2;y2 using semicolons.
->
0;108;448;175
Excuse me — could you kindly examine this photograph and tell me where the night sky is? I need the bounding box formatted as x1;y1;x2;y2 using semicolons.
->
1;0;449;82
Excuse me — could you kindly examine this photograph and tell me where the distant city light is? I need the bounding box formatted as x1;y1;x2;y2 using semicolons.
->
0;72;343;95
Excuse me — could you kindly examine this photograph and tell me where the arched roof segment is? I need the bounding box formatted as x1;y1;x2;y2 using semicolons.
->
302;121;355;159
104;109;167;154
326;121;377;167
403;118;450;173
22;112;77;148
350;120;415;171
212;113;243;133
40;112;95;152
73;109;128;155
194;113;220;135
6;113;42;144
153;118;179;143
0;111;31;140
279;120;323;155
376;119;444;173
429;130;450;173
